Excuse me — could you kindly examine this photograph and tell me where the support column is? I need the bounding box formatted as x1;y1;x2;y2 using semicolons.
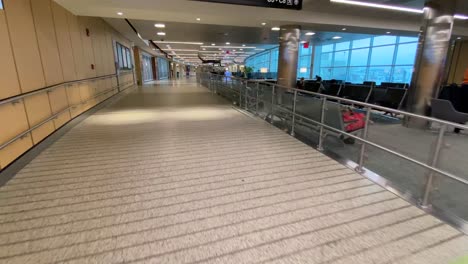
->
277;25;301;88
405;0;456;127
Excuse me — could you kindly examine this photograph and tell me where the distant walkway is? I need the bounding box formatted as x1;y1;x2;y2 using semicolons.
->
0;78;466;264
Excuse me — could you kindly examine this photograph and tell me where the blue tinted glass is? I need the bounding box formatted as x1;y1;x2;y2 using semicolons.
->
320;68;332;80
320;53;333;67
395;43;417;65
322;44;334;52
333;50;349;67
368;66;392;84
0;1;3;9
352;38;371;48
348;67;367;83
370;45;395;65
335;41;350;51
299;55;311;68
332;67;347;80
393;66;413;83
350;48;369;66
399;36;418;43
373;36;397;46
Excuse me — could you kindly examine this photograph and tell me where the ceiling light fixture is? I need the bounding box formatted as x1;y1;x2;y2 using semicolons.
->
332;36;342;40
211;43;215;46
117;12;123;16
242;44;246;47
226;42;230;45
305;32;315;36
330;0;468;20
157;32;166;36
154;23;165;28
153;41;204;45
196;18;201;21
261;22;266;26
202;46;255;49
386;31;391;34
271;27;280;31
342;28;347;31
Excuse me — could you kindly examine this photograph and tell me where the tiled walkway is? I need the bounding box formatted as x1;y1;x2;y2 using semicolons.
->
0;78;466;264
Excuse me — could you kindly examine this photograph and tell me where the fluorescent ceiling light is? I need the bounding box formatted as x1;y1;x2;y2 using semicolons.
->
117;12;123;16
154;23;165;28
226;42;230;45
161;49;198;51
332;36;342;39
330;0;422;13
305;32;315;36
154;41;203;45
196;18;201;21
330;0;468;20
211;43;215;46
272;27;280;31
455;14;468;20
157;32;166;36
201;46;255;49
261;22;266;26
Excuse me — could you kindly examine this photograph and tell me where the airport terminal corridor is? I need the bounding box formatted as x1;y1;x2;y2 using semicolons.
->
0;78;467;264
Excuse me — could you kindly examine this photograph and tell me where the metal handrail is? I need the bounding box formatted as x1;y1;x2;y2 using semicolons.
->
0;74;118;106
0;77;135;151
200;72;468;211
209;73;468;131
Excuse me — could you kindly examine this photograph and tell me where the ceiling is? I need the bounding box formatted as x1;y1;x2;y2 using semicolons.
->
56;0;468;65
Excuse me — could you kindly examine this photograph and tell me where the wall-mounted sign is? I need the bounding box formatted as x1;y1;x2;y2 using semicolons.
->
192;0;302;10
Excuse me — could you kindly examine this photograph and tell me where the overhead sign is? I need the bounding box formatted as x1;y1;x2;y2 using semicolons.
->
192;0;302;10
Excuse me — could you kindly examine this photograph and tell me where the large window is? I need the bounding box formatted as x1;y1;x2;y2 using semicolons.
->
314;35;418;84
297;44;312;78
116;42;133;70
157;57;169;80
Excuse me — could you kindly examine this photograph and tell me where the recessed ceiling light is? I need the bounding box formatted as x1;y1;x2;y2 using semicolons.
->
196;18;201;21
386;31;391;34
226;42;230;45
211;43;215;46
457;37;462;40
157;32;166;36
305;32;315;36
272;27;280;31
117;12;123;16
332;36;342;40
242;44;246;47
154;23;165;28
240;49;243;51
261;22;266;26
342;28;347;31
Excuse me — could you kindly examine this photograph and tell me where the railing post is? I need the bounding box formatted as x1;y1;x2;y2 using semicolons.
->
421;124;447;208
356;107;372;174
290;90;298;136
317;97;327;151
244;82;248;110
270;85;275;124
238;81;242;107
255;82;259;115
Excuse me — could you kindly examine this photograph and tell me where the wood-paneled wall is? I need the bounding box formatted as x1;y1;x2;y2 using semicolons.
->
0;0;134;170
448;40;468;84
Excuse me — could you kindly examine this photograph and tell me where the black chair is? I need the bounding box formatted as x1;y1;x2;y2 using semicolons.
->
376;88;408;113
380;82;408;89
363;81;376;86
303;81;321;93
339;85;372;103
431;99;468;133
322;83;342;96
368;87;387;104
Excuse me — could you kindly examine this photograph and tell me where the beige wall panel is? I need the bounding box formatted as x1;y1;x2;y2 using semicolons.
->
51;2;76;82
4;0;46;92
66;84;81;105
67;12;86;80
31;120;54;145
112;77;118;88
31;0;64;86
91;19;105;76
78;17;96;78
23;93;52;126
0;134;33;168
79;83;91;101
48;86;69;113
104;31;114;75
0;11;21;100
54;110;71;129
70;105;83;118
0;101;29;144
